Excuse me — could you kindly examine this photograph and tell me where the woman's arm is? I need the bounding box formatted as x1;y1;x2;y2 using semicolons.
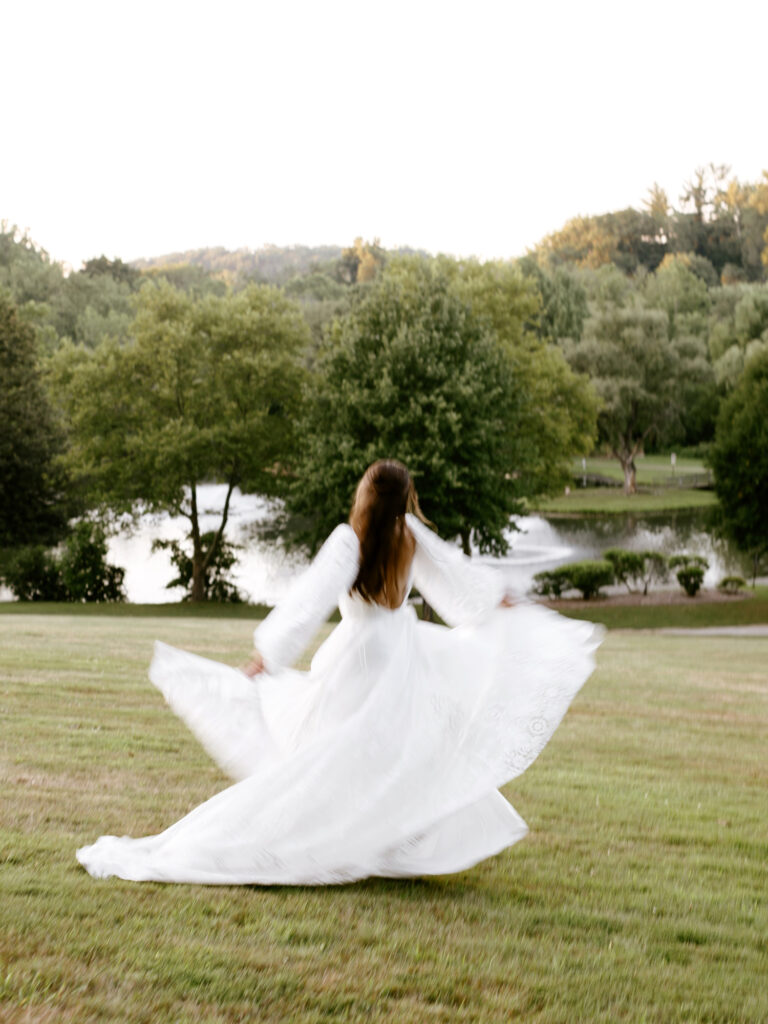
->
249;523;360;674
407;514;509;627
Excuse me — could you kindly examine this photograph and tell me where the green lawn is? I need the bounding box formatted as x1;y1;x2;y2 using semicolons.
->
529;455;717;515
1;615;766;1022
552;586;768;630
531;487;717;516
570;455;711;486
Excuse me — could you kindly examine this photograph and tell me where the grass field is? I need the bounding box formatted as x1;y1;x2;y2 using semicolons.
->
531;487;717;516
552;585;768;630
569;455;711;487
529;455;717;516
1;615;766;1023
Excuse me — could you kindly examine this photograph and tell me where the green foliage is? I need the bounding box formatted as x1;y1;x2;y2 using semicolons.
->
0;292;73;549
669;554;709;597
718;575;747;595
153;532;243;602
602;549;669;595
519;260;589;343
674;565;705;597
533;560;615;599
709;283;768;389
709;351;768;572
287;258;596;553
0;222;64;309
565;560;615;599
81;255;141;289
50;281;310;600
58;521;126;602
531;166;768;284
566;305;712;491
532;566;572;598
2;546;67;601
2;522;125;602
602;548;645;591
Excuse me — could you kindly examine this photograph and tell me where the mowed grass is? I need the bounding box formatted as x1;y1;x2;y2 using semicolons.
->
531;487;717;516
552;585;768;630
569;455;710;487
530;455;717;515
1;616;766;1023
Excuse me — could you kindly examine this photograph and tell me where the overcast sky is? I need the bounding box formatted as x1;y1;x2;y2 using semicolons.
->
2;0;766;269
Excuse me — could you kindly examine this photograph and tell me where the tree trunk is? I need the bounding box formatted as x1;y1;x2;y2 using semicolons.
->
459;528;471;556
620;456;637;495
189;483;206;603
190;549;206;602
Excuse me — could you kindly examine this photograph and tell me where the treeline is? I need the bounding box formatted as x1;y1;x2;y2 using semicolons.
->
533;164;768;283
2;164;767;599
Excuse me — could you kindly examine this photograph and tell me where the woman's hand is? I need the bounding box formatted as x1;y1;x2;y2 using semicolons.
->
242;650;265;677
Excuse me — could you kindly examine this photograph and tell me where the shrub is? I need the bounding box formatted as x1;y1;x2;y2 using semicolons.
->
1;523;125;603
637;551;670;595
669;554;709;570
603;549;669;595
603;549;646;593
718;575;747;595
153;532;243;603
669;554;709;597
676;566;705;596
2;546;67;601
532;566;572;598
59;522;126;602
566;560;615;599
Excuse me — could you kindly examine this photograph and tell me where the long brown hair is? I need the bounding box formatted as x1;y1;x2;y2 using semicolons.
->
349;460;428;607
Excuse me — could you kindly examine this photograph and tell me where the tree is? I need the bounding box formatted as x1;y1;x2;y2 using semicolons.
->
81;255;142;289
566;306;708;492
709;350;768;583
709;283;768;390
519;259;589;344
439;257;598;499
51;282;309;601
285;259;596;555
0;293;72;549
336;238;386;285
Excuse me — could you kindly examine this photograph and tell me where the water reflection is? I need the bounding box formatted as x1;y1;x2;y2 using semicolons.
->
497;510;741;593
2;486;743;605
105;486;307;605
103;488;742;604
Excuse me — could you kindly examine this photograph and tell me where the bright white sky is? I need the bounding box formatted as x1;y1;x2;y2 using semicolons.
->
2;0;766;270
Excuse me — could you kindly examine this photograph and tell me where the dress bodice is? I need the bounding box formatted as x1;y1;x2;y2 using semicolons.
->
338;563;416;620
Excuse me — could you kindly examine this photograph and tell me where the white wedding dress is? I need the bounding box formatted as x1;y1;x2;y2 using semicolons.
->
77;515;601;885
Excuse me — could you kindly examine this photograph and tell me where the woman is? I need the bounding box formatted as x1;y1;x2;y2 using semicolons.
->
77;460;601;884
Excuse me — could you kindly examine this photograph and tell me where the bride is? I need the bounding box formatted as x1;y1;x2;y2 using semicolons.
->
77;459;601;885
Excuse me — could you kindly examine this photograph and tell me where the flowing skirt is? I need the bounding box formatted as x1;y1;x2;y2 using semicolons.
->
76;602;601;885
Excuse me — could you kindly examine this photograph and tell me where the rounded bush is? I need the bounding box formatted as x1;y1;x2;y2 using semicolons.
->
717;575;747;595
565;560;615;599
532;567;572;598
676;565;705;597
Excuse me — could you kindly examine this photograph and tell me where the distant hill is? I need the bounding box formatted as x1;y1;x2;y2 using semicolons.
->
130;243;433;285
130;244;344;283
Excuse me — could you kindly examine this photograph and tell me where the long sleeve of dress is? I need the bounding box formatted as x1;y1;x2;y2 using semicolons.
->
254;523;361;672
407;514;507;627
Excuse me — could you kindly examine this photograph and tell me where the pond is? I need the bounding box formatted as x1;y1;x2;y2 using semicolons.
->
1;485;744;605
102;486;744;604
